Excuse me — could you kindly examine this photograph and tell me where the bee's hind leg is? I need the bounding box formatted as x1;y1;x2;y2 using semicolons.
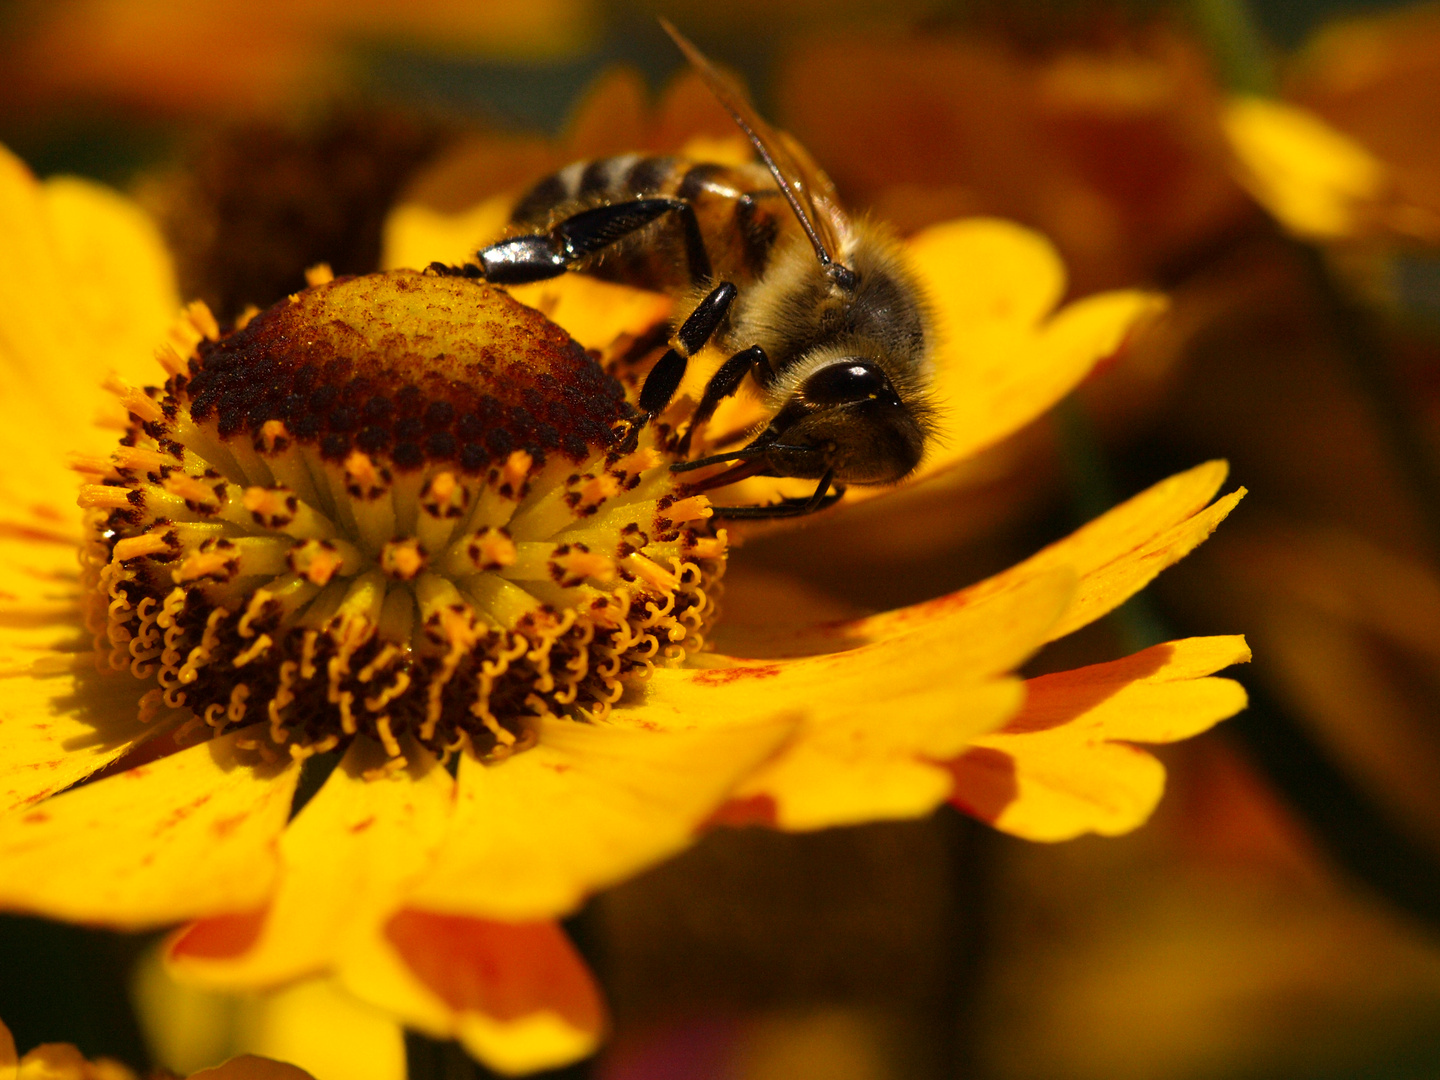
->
477;197;710;286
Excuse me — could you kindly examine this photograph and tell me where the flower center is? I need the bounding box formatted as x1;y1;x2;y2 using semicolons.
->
77;270;726;765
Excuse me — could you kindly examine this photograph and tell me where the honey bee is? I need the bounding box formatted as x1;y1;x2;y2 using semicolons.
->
470;20;935;519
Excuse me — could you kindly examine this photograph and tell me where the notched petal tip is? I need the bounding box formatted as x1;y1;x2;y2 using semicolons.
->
949;635;1253;841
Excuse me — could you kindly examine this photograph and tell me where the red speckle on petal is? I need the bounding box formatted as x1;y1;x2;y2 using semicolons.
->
22;810;50;825
349;815;377;834
157;793;213;832
211;813;250;838
691;664;782;686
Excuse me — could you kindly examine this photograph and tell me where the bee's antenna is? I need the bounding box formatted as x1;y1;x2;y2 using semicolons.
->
659;18;851;281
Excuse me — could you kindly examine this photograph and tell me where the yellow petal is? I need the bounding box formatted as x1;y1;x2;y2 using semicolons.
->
382;197;514;275
229;979;400;1080
637;567;1075;830
854;218;1163;497
41;176;179;388
167;737;452;988
913;218;1066;331
190;1059;315;1080
918;460;1241;645
0;532;89;677
17;1042;137;1080
1223;95;1385;238
340;912;604;1076
506;276;671;355
0;727;298;928
405;716;795;920
0;664;164;815
725;462;1238;668
0;144;177;452
729;678;1025;829
950;636;1251;841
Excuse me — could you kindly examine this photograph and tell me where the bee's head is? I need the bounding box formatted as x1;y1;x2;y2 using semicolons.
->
763;359;927;484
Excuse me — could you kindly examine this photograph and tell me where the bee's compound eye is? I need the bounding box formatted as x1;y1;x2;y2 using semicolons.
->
801;361;892;405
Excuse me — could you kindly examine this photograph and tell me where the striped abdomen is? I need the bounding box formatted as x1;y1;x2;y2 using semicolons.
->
509;155;796;295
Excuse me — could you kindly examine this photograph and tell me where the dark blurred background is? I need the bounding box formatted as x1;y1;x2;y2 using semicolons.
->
4;1;1440;1078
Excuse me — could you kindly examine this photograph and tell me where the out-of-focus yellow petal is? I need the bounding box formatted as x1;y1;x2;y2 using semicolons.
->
638;567;1075;830
862;218;1163;496
41;176;178;387
168;738;452;988
135;950;401;1080
0;146;177;518
950;636;1251;841
506;277;671;355
916;218;1066;329
230;979;400;1080
16;1043;136;1080
0;727;297;928
1223;96;1386;238
382;197;513;275
404;716;794;920
190;1058;315;1080
0;145;177;445
341;912;603;1076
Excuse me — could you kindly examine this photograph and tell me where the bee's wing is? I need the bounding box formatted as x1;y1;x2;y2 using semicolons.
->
661;19;848;270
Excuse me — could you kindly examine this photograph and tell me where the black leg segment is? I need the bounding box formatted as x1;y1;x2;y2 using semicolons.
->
638;281;738;418
709;470;845;520
678;344;770;453
678;282;737;355
638;351;688;416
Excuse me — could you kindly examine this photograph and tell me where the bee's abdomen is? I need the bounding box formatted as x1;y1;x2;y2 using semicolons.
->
509;155;790;294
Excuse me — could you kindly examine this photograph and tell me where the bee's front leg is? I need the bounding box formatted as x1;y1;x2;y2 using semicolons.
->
676;344;773;455
638;281;738;417
708;469;845;520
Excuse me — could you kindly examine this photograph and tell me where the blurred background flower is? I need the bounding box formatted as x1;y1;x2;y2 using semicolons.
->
2;0;1440;1078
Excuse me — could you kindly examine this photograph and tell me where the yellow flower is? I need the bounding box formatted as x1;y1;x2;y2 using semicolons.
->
1221;95;1416;241
0;1014;313;1080
0;142;1247;1074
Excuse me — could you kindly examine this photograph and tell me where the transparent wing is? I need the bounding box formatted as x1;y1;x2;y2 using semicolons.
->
661;19;848;269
